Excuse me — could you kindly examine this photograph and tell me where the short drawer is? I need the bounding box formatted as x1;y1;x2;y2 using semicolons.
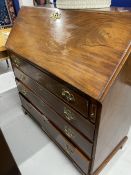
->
18;81;93;158
14;68;95;141
10;54;97;121
20;95;90;175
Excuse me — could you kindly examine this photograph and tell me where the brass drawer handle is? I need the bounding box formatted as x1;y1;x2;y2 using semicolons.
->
65;144;74;155
19;75;26;81
64;126;75;138
64;107;75;121
13;58;20;67
62;89;75;102
21;88;27;96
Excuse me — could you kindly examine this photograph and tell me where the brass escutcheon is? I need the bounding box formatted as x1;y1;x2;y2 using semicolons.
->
50;11;61;20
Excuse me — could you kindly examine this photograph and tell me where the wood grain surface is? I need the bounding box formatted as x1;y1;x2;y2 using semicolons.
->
14;67;95;141
6;7;131;101
20;95;91;175
91;54;131;173
0;28;11;52
11;55;91;119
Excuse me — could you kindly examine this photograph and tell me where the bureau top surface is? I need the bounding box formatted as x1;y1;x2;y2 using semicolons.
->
6;7;131;102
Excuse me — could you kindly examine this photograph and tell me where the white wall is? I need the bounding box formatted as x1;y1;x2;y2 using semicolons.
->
19;0;34;7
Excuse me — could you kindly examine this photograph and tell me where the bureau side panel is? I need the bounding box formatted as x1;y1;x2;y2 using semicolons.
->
92;54;131;173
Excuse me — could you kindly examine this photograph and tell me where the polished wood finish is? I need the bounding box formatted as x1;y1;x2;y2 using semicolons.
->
0;129;21;175
0;28;11;67
6;7;131;101
7;7;131;175
91;54;131;173
17;80;93;158
14;68;95;141
20;95;91;175
11;55;91;120
0;28;11;52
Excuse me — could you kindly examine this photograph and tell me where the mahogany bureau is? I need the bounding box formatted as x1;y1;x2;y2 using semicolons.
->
6;7;131;175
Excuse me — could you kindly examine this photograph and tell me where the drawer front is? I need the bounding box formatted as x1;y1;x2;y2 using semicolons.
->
20;95;90;175
14;68;95;141
17;81;93;158
10;54;95;120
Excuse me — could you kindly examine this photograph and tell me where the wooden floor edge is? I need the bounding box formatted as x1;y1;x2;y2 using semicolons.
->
91;136;128;175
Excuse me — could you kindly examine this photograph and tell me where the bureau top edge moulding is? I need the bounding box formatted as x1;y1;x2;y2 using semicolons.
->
6;6;131;102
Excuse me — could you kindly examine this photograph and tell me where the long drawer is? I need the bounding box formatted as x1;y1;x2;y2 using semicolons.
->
11;54;97;123
17;81;93;158
20;95;90;175
14;68;95;141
